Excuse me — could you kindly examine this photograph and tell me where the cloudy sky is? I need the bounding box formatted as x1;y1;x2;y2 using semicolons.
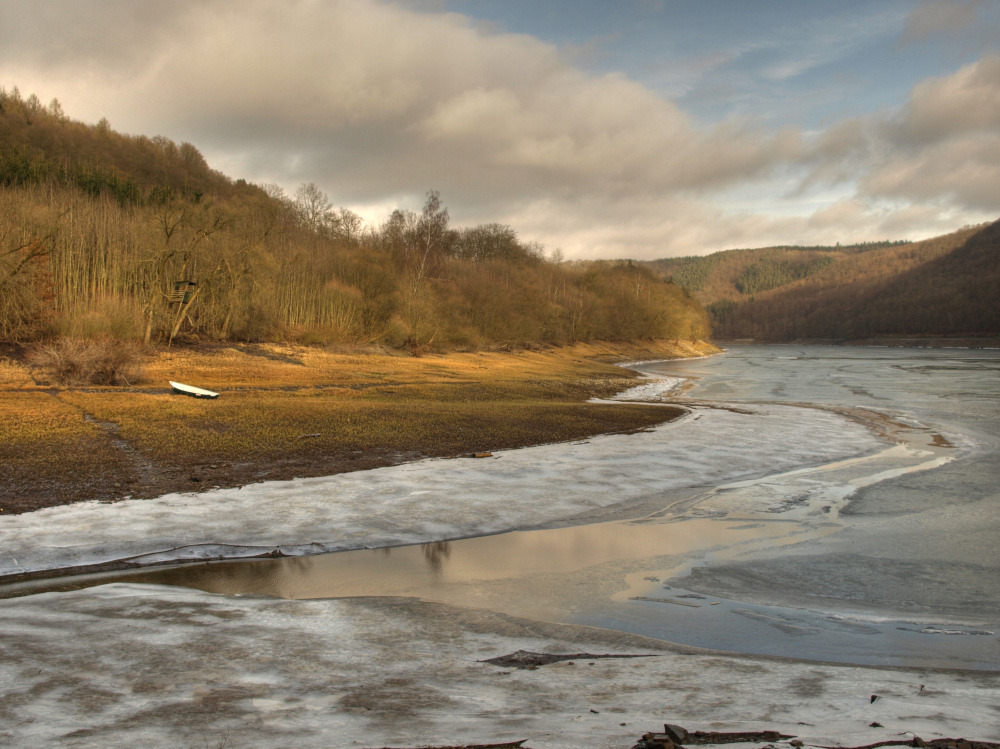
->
2;0;999;258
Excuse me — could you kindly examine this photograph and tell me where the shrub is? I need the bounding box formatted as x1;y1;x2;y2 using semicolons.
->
27;337;147;385
52;298;145;340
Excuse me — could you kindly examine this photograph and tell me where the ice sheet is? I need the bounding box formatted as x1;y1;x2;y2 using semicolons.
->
0;584;996;748
602;375;685;401
0;403;885;576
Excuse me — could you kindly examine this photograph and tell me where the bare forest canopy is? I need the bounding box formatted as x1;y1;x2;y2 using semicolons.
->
0;87;709;350
644;224;1000;341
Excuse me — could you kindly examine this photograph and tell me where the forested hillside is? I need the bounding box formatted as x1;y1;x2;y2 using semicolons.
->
646;225;999;341
0;88;709;351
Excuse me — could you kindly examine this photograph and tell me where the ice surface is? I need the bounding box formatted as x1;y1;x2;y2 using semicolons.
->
601;375;685;401
2;348;998;747
0;402;885;577
0;583;996;748
636;347;1000;626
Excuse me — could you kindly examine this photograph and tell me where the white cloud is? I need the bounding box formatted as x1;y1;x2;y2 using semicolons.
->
0;0;996;258
885;54;1000;145
863;56;1000;210
789;55;1000;240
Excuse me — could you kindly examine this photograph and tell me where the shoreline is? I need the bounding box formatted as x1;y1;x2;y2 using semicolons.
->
4;344;979;634
715;336;1000;349
0;339;716;514
2;343;998;746
0;355;888;585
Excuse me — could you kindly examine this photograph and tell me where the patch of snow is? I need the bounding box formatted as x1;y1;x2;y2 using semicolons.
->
599;376;686;402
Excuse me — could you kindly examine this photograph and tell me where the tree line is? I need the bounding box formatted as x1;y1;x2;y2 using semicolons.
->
645;224;998;341
0;87;709;349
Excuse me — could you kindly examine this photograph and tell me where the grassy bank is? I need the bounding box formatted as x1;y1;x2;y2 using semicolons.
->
0;340;717;513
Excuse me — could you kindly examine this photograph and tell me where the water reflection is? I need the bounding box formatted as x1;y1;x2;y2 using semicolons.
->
422;540;452;574
100;516;807;618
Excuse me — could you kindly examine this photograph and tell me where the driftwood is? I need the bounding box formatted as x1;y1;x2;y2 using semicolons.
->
481;649;657;669
686;730;794;744
634;725;1000;749
375;743;526;749
637;729;793;748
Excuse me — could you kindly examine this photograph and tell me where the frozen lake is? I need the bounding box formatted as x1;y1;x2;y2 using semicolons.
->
4;345;997;669
638;345;1000;621
593;345;1000;668
2;345;998;747
35;345;992;670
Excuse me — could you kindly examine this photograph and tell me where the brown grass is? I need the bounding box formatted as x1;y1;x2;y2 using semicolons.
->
1;339;717;513
0;356;33;387
0;391;135;513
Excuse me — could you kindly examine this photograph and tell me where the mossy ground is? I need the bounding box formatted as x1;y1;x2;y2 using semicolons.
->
0;340;717;514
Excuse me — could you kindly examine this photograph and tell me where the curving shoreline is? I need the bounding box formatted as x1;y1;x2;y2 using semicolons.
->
1;343;998;747
0;340;717;514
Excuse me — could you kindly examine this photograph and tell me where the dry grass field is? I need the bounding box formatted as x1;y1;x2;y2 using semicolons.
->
1;340;716;513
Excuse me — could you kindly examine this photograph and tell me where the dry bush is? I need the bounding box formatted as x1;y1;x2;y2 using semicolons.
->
3;166;710;351
28;337;147;386
53;297;145;340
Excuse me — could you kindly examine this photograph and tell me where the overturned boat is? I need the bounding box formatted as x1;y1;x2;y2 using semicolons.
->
169;380;219;399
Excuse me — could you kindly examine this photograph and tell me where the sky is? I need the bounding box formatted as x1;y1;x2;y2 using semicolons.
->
2;0;999;259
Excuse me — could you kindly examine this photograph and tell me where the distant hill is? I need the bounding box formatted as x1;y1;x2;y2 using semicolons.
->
644;224;1000;341
0;90;233;205
0;87;710;349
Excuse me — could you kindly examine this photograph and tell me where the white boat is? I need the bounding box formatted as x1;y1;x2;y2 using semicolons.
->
169;380;220;399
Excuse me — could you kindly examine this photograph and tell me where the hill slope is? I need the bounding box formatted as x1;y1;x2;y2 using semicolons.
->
646;223;999;341
0;88;710;349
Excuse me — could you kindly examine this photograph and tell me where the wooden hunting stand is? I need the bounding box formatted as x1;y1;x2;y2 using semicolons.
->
169;280;197;304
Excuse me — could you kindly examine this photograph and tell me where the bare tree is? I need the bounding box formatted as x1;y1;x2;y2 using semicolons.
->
417;189;450;257
336;208;363;243
455;223;521;262
141;205;225;346
294;182;333;234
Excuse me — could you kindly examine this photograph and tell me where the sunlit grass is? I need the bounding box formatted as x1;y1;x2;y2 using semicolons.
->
4;340;715;509
140;340;711;391
0;391;97;446
0;392;132;510
0;357;33;387
63;388;679;465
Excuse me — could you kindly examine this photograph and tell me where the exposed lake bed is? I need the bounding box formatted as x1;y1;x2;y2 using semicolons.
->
2;345;998;747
